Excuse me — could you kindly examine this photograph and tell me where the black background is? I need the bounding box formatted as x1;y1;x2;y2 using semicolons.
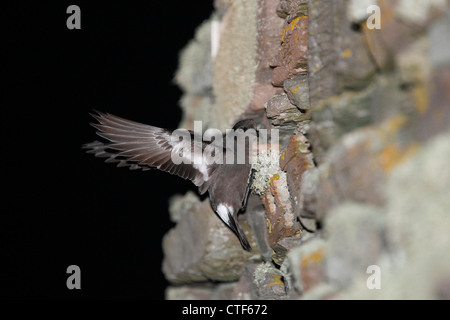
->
2;1;213;299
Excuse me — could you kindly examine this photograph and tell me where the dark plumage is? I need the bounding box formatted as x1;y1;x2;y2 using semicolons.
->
84;111;257;250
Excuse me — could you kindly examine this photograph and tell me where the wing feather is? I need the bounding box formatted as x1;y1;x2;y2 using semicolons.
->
83;111;218;193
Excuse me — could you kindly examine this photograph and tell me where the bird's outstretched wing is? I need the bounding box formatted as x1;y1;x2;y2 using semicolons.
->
83;111;218;194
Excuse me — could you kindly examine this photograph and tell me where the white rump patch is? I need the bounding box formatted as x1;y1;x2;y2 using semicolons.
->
217;204;233;226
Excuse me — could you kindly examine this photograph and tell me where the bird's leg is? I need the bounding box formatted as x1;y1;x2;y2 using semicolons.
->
240;168;256;212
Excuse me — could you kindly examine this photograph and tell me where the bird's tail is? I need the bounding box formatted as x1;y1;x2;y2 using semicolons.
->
229;214;252;251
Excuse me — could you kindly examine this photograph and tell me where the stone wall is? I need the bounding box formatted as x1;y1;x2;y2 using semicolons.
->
164;0;450;300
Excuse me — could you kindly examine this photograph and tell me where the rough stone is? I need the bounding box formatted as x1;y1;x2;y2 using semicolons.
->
429;12;450;68
332;0;377;91
307;0;337;107
210;283;237;300
395;0;449;27
265;93;309;146
170;0;450;301
265;93;305;127
253;262;287;299
249;0;285;111
262;171;301;248
232;263;287;300
281;238;326;295
272;16;308;87
314;128;385;220
231;264;258;300
276;0;308;22
272;233;314;266
283;75;310;109
299;283;337;300
296;167;319;230
346;0;378;23
251;146;281;196
279;134;316;231
384;131;450;260
362;0;428;70
324;202;384;289
163;194;260;284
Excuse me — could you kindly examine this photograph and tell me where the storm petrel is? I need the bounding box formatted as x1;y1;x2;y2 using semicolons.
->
83;111;257;250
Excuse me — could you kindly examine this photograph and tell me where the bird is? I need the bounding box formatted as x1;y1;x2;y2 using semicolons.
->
83;110;258;251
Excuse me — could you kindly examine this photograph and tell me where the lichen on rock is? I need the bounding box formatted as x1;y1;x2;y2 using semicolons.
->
163;0;450;300
250;148;281;195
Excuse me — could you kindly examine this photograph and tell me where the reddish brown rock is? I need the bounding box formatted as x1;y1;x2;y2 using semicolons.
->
163;195;260;284
262;171;301;248
308;0;376;107
272;234;311;266
324;203;384;288
283;75;310;109
272;16;308;87
249;0;285;111
264;93;309;147
281;238;326;294
315;129;385;221
276;0;308;22
165;285;214;300
307;0;336;107
232;263;287;300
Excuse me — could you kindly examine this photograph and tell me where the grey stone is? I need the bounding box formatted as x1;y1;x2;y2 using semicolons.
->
308;0;337;107
168;191;199;223
231;262;289;300
253;262;287;299
276;0;308;22
162;196;260;284
283;76;310;110
314;128;387;220
308;0;376;107
324;202;384;289
210;282;237;300
165;285;215;300
265;93;306;127
334;132;450;299
297;167;319;224
231;264;259;300
265;93;309;146
308;84;375;164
